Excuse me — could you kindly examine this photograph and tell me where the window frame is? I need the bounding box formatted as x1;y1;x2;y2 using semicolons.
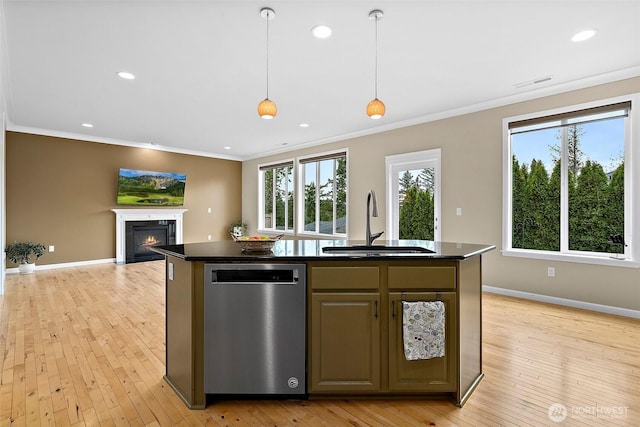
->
257;158;295;234
502;94;640;267
296;149;348;239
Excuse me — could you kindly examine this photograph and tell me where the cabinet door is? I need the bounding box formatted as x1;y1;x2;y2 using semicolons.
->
388;292;457;392
310;293;381;392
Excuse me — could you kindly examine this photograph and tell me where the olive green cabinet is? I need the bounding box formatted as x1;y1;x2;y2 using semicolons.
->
308;264;381;392
311;293;381;391
308;261;467;398
388;292;457;392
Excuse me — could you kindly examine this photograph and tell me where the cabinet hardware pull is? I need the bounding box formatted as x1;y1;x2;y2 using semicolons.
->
374;301;379;319
391;300;396;319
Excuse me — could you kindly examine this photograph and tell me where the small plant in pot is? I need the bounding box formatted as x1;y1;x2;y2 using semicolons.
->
5;241;46;274
227;221;248;238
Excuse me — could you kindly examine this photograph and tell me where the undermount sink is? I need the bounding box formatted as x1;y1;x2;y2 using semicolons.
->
322;245;435;254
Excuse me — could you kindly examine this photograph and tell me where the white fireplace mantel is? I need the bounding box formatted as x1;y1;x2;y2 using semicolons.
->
112;208;187;264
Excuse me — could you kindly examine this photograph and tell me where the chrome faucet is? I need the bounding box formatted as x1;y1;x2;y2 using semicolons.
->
366;190;384;246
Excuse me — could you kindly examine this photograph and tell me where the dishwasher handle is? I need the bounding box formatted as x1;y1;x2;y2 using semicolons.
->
210;268;301;285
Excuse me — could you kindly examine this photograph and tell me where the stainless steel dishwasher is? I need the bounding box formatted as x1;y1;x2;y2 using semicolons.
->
203;263;306;396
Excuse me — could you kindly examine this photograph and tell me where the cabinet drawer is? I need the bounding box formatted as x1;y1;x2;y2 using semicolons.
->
388;266;456;290
311;266;380;290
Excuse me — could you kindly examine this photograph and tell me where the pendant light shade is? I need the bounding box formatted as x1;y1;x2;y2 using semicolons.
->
367;9;384;119
258;7;277;119
257;98;277;119
366;98;385;119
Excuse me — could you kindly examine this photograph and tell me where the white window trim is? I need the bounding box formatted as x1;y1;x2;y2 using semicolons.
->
296;148;349;239
257;157;296;235
502;94;640;268
385;148;441;241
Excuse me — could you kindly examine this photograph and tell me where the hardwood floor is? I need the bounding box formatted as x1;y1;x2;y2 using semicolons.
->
1;261;638;426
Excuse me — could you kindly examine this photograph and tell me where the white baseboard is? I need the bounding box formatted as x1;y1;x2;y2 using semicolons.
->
483;285;640;319
5;258;116;274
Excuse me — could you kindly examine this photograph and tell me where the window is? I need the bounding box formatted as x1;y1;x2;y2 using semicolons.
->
259;161;294;232
298;151;347;237
503;96;639;265
386;149;441;241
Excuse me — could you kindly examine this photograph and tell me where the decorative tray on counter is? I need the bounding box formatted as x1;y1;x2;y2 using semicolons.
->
231;234;284;253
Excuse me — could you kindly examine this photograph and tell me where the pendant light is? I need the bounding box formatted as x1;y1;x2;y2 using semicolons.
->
367;9;385;119
258;7;277;119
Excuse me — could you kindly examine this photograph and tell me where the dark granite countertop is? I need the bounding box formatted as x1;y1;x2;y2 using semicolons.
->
151;239;495;262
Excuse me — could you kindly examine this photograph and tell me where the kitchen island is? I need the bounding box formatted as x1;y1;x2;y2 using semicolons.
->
152;239;495;409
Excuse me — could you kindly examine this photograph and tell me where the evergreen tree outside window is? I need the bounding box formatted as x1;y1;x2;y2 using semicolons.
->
505;99;633;261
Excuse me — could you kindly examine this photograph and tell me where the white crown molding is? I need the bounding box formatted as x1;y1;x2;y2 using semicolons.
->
242;66;640;161
5;66;640;163
4;123;243;161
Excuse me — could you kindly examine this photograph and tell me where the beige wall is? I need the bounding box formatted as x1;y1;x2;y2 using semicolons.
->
6;132;242;266
243;77;640;311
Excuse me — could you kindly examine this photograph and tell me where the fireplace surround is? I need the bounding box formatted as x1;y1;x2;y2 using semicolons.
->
112;209;187;264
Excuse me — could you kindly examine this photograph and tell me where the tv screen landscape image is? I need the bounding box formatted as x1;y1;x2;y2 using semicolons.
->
117;168;186;206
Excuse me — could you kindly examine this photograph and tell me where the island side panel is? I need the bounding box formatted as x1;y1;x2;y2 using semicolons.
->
456;255;483;406
164;256;206;409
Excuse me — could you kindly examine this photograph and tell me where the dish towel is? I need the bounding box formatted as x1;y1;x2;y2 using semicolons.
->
402;301;445;360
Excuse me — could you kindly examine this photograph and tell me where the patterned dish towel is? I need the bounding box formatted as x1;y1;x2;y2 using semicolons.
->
402;301;445;360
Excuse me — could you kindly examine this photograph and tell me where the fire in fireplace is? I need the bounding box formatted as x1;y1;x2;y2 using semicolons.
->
125;220;176;263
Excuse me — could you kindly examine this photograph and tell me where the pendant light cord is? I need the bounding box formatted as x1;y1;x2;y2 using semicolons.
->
374;14;378;99
266;10;270;100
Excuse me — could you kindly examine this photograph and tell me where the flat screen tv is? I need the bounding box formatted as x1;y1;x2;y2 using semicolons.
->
117;168;186;206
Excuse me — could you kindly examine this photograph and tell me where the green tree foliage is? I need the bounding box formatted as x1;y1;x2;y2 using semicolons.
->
399;186;434;240
569;160;611;252
264;166;293;230
512;156;624;254
399;170;414;195
303;157;347;234
304;182;316;231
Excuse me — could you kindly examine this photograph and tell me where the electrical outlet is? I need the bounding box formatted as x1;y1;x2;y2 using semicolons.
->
48;245;55;252
207;207;212;213
208;235;212;240
456;208;462;216
547;267;555;277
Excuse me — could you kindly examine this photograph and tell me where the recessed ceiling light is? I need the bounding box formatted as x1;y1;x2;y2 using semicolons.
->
117;71;136;80
224;146;231;150
312;25;332;39
571;29;597;42
299;123;309;128
81;123;93;128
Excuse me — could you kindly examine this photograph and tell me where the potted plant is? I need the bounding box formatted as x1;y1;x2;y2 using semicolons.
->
227;221;247;238
5;241;46;274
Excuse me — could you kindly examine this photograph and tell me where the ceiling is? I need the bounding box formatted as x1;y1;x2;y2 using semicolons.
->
2;1;639;160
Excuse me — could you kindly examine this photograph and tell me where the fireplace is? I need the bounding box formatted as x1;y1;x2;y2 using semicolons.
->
126;221;175;263
112;209;187;264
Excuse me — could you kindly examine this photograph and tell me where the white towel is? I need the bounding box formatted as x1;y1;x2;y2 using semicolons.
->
402;301;445;360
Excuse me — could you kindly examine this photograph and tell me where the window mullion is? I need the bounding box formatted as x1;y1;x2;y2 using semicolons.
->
560;125;569;253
